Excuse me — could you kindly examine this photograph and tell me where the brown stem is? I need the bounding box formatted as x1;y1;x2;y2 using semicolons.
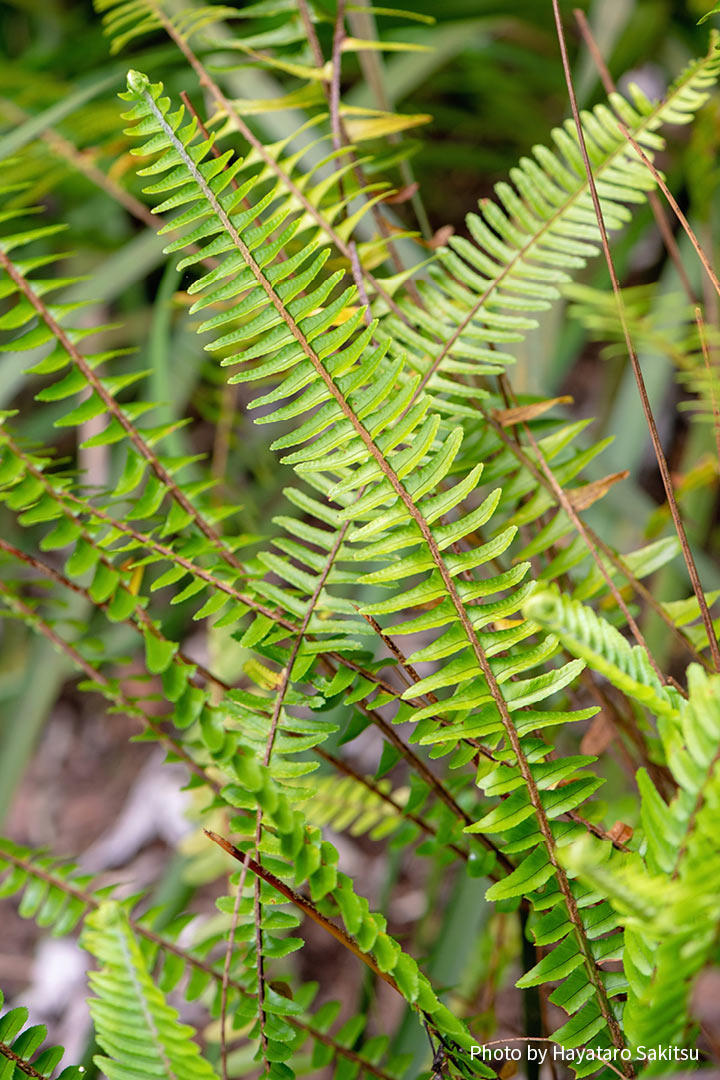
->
571;21;718;665
330;1;346;159
353;699;514;872
572;7;697;304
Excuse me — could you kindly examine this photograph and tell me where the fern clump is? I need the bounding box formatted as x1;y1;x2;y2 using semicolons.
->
2;3;720;1078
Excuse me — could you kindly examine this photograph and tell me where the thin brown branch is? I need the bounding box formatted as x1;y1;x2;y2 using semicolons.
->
551;0;720;676
618;121;720;304
355;609;415;688
296;0;325;69
295;1;380;323
330;0;346;157
572;11;699;304
345;0;432;239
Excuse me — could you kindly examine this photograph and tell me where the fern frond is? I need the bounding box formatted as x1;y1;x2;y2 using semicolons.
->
82;902;219;1080
117;69;641;1066
523;587;682;719
385;36;720;404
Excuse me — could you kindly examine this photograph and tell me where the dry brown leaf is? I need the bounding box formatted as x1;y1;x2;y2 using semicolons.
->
581;712;616;756
608;821;634;845
492;395;573;426
427;224;455;249
416;596;444;611
381;182;419;205
566;471;629;511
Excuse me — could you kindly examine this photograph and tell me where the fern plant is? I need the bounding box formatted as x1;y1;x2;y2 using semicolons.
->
1;3;720;1078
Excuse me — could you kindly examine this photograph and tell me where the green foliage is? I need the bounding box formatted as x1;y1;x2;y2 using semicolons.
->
564;665;720;1067
1;3;720;1078
83;902;220;1080
0;989;83;1080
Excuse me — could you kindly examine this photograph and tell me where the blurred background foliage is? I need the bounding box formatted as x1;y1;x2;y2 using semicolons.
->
1;0;720;1065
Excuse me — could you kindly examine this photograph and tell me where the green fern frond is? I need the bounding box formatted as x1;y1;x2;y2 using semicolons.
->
381;35;720;407
82;902;219;1080
116;69;640;1066
523;587;682;720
